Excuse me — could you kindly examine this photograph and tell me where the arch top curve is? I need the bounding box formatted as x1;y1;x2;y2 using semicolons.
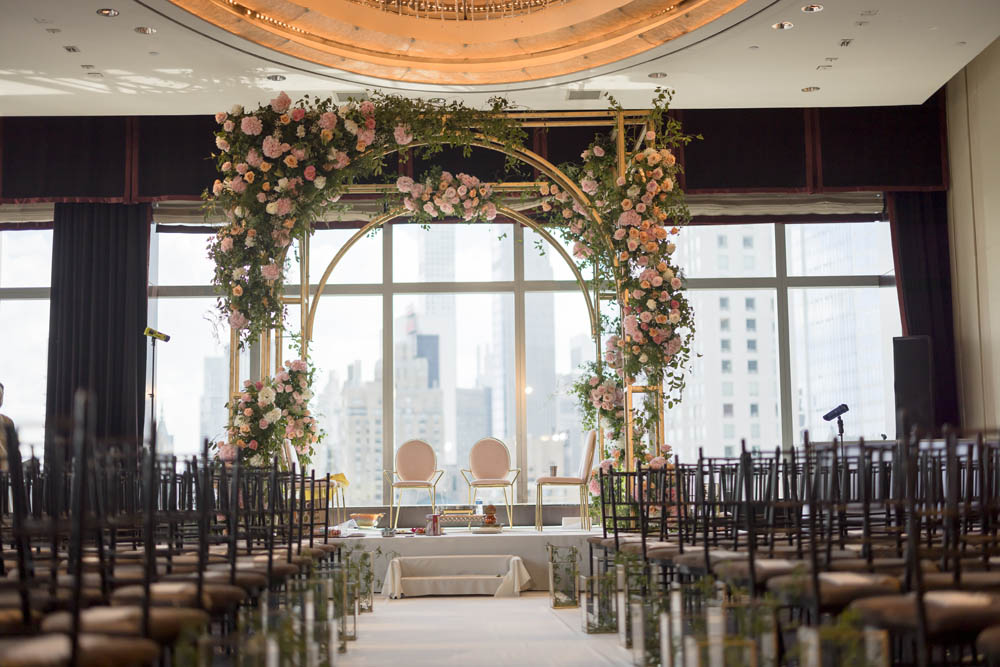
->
305;206;598;345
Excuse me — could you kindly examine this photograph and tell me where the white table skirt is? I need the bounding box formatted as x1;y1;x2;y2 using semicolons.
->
383;554;532;599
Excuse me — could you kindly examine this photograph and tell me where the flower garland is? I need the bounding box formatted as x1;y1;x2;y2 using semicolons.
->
216;357;324;468
207;91;525;347
538;89;697;464
396;169;498;224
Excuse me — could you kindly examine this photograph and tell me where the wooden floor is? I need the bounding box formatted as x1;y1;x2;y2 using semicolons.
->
339;592;630;666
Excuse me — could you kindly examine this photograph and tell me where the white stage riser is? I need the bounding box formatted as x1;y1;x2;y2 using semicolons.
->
331;528;598;593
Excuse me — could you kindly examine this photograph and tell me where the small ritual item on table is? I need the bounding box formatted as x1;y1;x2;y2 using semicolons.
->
483;505;498;526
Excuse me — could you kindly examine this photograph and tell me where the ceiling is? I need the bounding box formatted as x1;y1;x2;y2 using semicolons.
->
0;0;997;115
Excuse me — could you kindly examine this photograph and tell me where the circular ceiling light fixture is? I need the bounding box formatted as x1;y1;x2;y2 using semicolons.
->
134;26;156;35
266;74;286;81
772;21;794;29
96;8;119;17
801;4;823;12
648;72;668;79
801;86;820;92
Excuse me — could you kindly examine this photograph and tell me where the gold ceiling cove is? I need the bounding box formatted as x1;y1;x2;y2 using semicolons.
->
168;0;747;84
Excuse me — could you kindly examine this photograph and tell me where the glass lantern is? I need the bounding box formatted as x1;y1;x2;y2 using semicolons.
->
547;545;580;608
580;572;617;634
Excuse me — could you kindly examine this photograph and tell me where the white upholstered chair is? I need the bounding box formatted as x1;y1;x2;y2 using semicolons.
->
383;439;444;530
460;438;519;527
534;430;597;531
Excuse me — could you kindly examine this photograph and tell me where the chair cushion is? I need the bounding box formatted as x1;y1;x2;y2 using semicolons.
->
851;591;1000;640
978;624;1000;660
470;478;514;486
769;571;900;613
393;481;433;488
673;550;745;572
536;476;584;485
41;605;208;645
923;571;1000;593
0;633;160;667
715;559;807;585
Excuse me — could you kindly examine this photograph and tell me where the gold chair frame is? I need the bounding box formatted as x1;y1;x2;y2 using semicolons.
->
535;480;592;532
460;467;521;528
382;468;445;530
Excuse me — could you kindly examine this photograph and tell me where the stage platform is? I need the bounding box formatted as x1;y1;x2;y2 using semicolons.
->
330;526;601;593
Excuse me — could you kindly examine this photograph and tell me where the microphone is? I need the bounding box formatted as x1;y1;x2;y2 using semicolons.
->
143;327;171;342
822;404;849;421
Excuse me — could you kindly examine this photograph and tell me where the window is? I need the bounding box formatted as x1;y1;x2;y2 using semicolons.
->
718;255;730;271
721;339;731;353
747;339;757;353
785;222;894;277
748;360;759;374
723;403;734;418
724;445;735;457
746;318;756;332
719;297;730;310
721;382;734;397
745;297;756;311
717;235;727;249
673;224;775;278
723;424;735;439
721;318;731;332
743;236;754;249
750;403;759;418
722;360;732;374
750;423;761;439
743;255;755;271
748;381;760;397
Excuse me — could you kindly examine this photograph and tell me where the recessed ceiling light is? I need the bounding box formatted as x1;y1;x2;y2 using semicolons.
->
96;8;119;17
648;72;668;79
772;21;794;30
148;51;159;56
86;72;104;78
748;45;760;50
801;86;820;93
134;26;156;35
957;41;967;46
266;74;286;81
81;64;95;69
46;28;61;34
801;4;823;12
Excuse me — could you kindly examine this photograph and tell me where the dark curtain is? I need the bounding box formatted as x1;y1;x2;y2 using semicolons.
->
890;191;960;430
44;203;150;458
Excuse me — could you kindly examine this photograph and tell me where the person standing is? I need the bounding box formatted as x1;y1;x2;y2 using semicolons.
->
0;382;13;472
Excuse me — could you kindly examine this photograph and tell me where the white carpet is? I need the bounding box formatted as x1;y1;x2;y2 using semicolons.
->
339;592;632;666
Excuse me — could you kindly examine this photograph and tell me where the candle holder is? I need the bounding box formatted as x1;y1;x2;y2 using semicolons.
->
616;558;647;648
580;572;617;634
547;545;580;608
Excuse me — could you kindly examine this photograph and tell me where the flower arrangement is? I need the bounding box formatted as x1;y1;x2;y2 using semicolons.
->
207;92;525;348
396;169;498;225
538;89;697;465
217;357;324;468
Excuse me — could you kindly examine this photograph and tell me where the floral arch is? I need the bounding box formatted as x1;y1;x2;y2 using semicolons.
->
208;89;695;473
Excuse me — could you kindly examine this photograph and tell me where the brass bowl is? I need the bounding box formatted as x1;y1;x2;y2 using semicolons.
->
350;512;384;528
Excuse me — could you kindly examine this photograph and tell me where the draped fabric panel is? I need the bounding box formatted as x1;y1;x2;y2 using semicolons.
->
890;191;960;430
44;203;150;458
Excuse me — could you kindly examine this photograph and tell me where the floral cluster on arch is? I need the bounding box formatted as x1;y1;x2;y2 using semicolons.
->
544;90;697;476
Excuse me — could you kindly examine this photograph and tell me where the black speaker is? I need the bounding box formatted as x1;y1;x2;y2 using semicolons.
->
893;335;934;438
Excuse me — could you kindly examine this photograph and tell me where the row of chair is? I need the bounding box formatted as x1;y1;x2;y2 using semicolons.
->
589;429;1000;666
0;393;348;665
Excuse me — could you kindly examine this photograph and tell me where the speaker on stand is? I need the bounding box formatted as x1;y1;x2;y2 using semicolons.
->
893;335;935;438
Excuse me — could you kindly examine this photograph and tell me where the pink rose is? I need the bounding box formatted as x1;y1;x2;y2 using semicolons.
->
291;107;306;122
235;163;247;174
580;178;598;195
303;165;317;181
588;476;601;495
262;135;284;159
292;147;306;161
249;440;258;450
215;112;227;124
359;100;375;115
670;277;682;289
212;180;223;196
223;120;234;132
246;148;262;167
241;116;263;136
261;263;281;281
228;310;248;329
396;176;415;193
256;192;267;203
394;124;413;145
645;130;656;141
599;459;615;473
220;237;233;252
270;91;291;113
215;136;230;152
229;176;246;193
593;145;606;157
275;198;293;216
319;112;338;130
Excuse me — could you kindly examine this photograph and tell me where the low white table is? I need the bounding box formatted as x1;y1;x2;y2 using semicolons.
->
383;554;532;599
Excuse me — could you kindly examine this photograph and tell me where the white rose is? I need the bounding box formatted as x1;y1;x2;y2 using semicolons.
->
314;176;326;189
265;202;278;215
257;386;276;406
234;206;244;218
663;268;675;279
277;177;288;191
666;243;676;254
230;104;243;116
639;354;648;363
344;119;358;135
669;312;681;324
301;389;313;401
266;407;282;423
646;299;656;310
296;125;306;138
338;104;350;115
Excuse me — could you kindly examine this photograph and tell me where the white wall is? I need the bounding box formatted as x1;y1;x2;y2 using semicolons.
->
947;36;1000;429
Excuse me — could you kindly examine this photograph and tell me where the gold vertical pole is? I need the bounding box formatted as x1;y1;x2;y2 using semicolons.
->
260;328;271;380
300;229;310;360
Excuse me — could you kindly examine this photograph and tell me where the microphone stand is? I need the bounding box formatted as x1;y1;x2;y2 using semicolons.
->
837;414;845;464
149;337;157;453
